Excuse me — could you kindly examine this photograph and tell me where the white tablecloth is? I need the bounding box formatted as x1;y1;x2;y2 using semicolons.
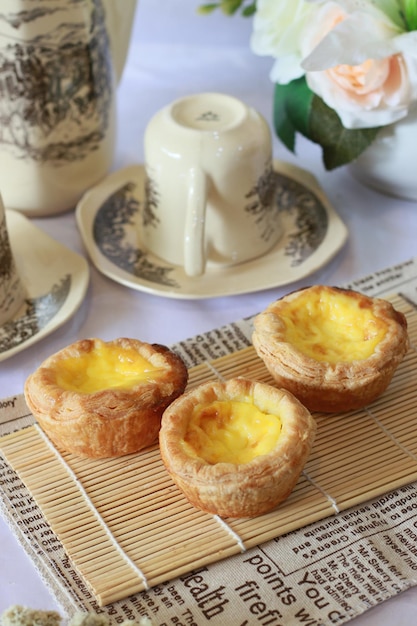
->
1;1;417;622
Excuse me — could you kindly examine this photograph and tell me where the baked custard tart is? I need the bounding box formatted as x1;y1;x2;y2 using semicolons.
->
24;338;188;458
252;286;409;413
159;378;316;518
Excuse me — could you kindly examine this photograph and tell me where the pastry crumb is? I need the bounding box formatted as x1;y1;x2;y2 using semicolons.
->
0;606;62;626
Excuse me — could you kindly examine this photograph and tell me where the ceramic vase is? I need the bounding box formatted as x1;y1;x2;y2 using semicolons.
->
349;105;417;201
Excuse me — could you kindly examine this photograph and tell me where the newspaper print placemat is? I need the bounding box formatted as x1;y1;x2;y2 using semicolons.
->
1;256;417;625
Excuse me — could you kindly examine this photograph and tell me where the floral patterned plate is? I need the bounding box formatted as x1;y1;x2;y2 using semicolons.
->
75;162;348;299
0;211;89;362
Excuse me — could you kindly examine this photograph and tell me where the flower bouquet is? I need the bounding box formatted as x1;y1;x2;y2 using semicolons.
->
200;0;417;170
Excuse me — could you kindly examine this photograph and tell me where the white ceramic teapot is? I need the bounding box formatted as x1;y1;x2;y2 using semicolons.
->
0;0;137;216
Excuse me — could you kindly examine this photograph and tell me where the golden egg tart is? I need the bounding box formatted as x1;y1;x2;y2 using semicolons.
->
24;338;188;458
159;378;316;518
252;286;409;413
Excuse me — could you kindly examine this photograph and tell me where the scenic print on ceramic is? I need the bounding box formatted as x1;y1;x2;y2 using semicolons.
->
92;172;328;288
0;212;24;323
0;0;113;164
93;182;180;288
244;160;280;245
275;173;328;265
0;275;72;354
143;160;279;245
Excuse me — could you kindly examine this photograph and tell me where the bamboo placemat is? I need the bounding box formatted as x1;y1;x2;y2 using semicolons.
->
0;294;416;606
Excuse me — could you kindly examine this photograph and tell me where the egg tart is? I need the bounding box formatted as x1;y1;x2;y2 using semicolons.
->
159;378;316;518
24;338;188;458
252;286;409;413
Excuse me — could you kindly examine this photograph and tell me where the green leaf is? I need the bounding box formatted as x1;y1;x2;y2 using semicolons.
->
401;0;417;30
197;3;221;15
198;0;256;16
273;78;313;152
285;77;313;137
220;0;246;15
242;2;257;17
308;97;381;170
274;84;295;151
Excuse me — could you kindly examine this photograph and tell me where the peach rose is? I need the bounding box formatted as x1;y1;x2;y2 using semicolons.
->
301;1;417;128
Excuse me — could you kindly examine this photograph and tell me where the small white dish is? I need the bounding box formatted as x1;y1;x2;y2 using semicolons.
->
0;210;90;362
76;162;348;299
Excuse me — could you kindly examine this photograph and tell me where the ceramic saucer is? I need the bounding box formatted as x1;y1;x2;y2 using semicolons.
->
0;210;89;362
76;161;348;299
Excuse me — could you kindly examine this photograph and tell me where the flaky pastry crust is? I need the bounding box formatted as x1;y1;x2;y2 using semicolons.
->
159;378;316;518
24;338;188;458
252;286;409;413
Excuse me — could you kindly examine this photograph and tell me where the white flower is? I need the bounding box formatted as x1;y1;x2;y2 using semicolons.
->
250;0;319;83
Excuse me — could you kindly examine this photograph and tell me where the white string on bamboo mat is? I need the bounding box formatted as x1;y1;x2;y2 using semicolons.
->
365;407;417;462
33;424;149;590
213;515;246;553
204;360;226;381
302;470;340;515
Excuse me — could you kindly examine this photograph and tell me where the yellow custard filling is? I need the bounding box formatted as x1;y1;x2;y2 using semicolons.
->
182;399;282;465
280;289;388;363
54;341;162;393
